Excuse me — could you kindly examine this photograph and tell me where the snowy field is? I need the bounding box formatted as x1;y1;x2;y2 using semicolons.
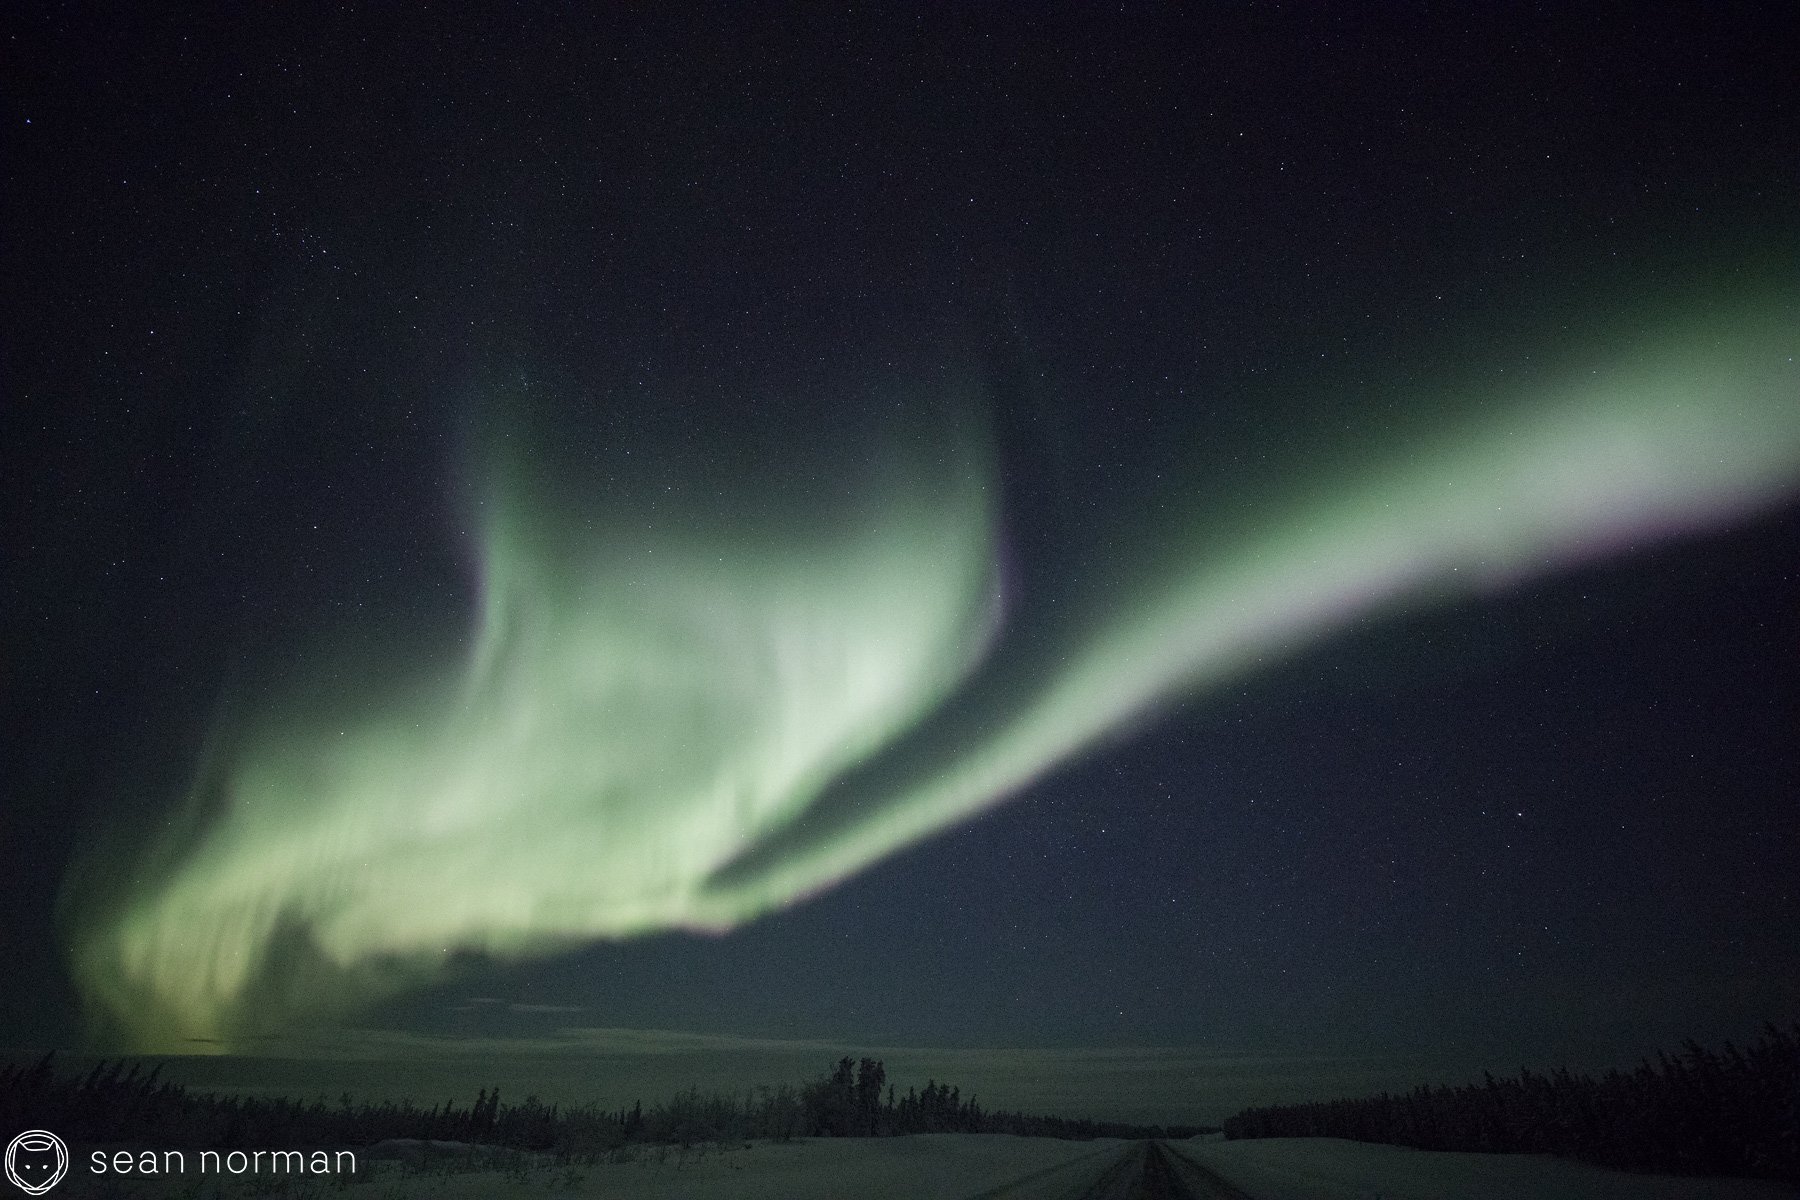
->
348;1134;1127;1200
49;1133;1799;1198
1177;1136;1799;1200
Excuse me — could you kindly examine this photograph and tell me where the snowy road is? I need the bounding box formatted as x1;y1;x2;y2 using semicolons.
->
975;1140;1255;1199
1153;1141;1258;1199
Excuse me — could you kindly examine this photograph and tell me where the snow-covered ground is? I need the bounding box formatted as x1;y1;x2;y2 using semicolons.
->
1175;1136;1799;1200
55;1133;1127;1199
50;1134;1800;1198
363;1134;1123;1200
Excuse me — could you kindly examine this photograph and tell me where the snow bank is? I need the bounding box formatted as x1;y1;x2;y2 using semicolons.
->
1176;1137;1799;1200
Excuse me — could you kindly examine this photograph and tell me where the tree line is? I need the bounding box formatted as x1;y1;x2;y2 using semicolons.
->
0;1053;1204;1156
1222;1022;1800;1185
796;1055;1203;1140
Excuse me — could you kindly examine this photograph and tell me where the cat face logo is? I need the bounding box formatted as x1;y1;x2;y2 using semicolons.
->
4;1131;68;1195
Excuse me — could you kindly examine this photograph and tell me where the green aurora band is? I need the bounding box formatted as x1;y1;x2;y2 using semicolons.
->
68;289;1800;1050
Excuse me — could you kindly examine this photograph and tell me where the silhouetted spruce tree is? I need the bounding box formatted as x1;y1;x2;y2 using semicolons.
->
855;1057;886;1135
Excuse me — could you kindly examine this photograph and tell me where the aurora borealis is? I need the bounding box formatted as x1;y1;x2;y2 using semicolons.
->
6;4;1800;1121
59;288;1800;1050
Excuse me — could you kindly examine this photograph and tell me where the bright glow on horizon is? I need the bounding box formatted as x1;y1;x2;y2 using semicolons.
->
67;291;1800;1051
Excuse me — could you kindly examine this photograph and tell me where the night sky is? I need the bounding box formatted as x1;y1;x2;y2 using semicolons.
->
4;6;1798;1122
